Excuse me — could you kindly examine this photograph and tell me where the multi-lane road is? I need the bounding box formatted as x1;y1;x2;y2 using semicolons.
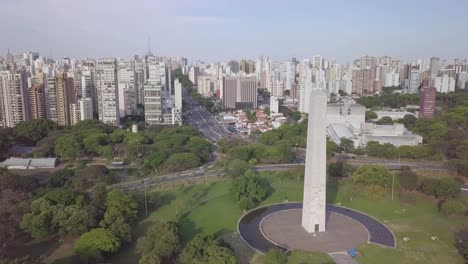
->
183;91;229;142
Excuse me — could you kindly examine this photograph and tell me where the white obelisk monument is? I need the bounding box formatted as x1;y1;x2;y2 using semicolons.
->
301;90;327;233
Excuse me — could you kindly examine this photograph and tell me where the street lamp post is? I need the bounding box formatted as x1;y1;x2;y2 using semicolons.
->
142;179;148;216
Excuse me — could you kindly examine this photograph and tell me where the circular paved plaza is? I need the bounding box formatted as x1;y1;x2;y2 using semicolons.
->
237;203;395;254
261;209;368;253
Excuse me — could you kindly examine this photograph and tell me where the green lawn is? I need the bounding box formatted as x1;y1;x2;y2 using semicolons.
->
109;172;466;264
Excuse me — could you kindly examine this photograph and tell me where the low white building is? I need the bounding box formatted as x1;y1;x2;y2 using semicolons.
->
270;96;279;114
374;111;416;120
0;158;58;169
327;103;366;125
328;122;422;148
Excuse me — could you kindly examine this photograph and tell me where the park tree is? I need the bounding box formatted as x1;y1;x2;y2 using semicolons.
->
397;170;418;190
413;118;448;144
0;189;29;248
179;234;237;264
419;178;439;196
52;204;89;236
139;255;161;264
164;153;201;172
83;133;109;155
340;138;355;153
144;151;169;171
377;116;393;125
15;119;57;145
187;136;212;162
441;200;466;216
401;114;417;130
88;183;108;227
136;221;181;259
326;138;340;158
231;175;267;209
229;159;250;177
74;228;120;262
54;135;83;160
20;198;56;239
366;141;396;159
49;169;75;188
41;188;78;206
260;131;281;145
263;248;287;264
291;111;302;122
0;168;39;192
100;190;138;242
435;177;460;199
352;165;392;187
365;110;378;121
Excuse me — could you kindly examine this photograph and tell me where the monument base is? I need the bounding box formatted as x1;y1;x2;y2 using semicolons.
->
261;208;368;253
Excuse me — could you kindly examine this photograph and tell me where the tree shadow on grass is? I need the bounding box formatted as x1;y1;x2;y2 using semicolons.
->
178;217;203;243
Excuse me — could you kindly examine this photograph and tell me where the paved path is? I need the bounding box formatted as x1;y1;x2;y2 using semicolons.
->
329;252;359;264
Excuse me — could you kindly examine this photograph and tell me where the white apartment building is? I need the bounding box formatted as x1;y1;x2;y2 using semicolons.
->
79;98;94;121
96;59;119;125
433;74;455;93
0;72;29;127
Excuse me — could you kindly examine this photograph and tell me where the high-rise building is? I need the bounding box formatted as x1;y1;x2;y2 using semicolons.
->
433;74;455;93
189;66;200;85
419;87;437;118
118;60;137;117
352;68;375;95
143;83;163;125
360;55;377;69
55;72;75;126
408;68;421;94
384;71;400;87
81;70;96;115
270;96;279;114
174;79;182;111
79;98;93;121
29;83;46;119
429;57;440;77
222;76;257;109
0;72;29;127
96;59;119;125
240;60;255;74
228;60;240;73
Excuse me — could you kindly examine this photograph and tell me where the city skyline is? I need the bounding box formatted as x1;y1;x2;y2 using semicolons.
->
1;0;468;62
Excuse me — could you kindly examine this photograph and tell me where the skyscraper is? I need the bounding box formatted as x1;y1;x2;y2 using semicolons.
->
55;72;75;126
29;83;46;120
0;72;29;127
96;59;119;125
222;76;257;109
419;87;437;118
408;68;421;94
429;57;440;77
352;68;375;95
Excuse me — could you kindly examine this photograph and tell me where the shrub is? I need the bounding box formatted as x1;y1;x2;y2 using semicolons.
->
365;185;386;200
441;200;466;216
419;178;439;196
435;177;461;198
397;170;418;190
352;165;392;187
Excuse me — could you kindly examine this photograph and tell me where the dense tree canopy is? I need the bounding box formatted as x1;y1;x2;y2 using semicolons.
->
179;234;237;264
231;175;267;210
136;221;181;260
75;228;120;262
15;119;57;145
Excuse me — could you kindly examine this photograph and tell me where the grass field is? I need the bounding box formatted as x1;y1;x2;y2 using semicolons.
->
107;171;466;264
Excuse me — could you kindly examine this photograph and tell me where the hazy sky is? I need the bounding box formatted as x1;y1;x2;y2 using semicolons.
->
1;0;467;62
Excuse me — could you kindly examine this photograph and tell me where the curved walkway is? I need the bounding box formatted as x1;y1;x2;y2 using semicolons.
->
237;202;395;254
